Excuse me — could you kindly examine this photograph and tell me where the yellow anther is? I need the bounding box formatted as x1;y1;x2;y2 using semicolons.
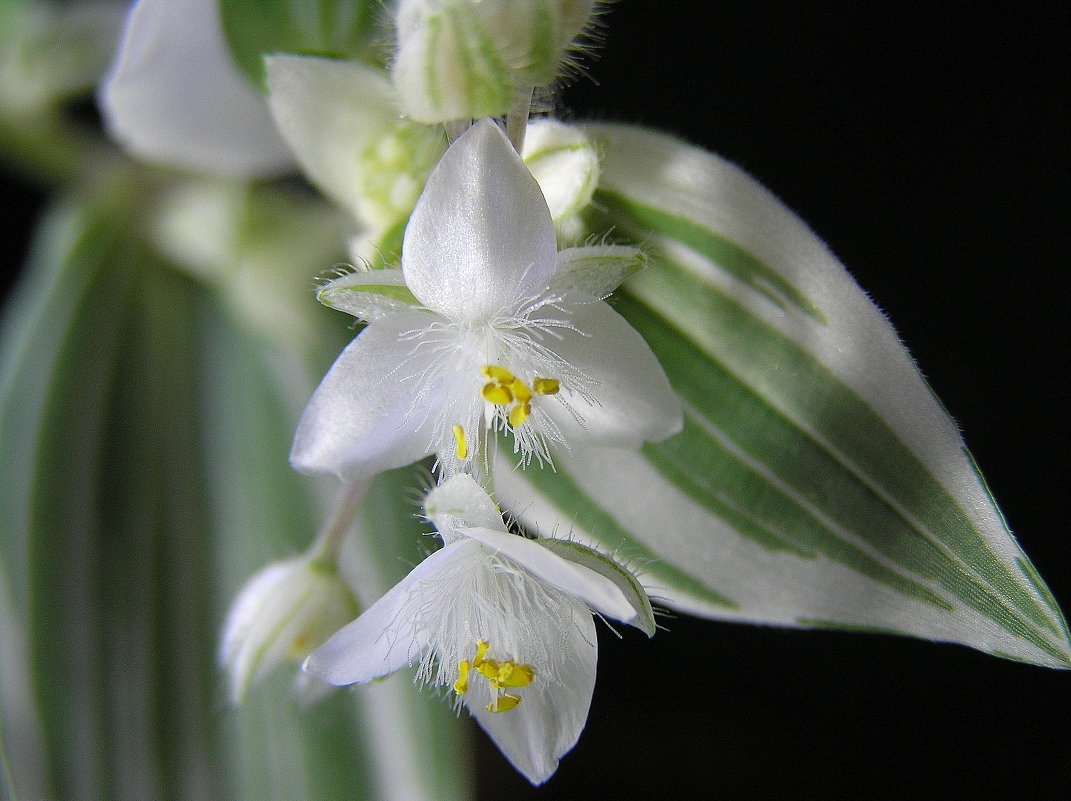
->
453;660;470;695
481;383;514;405
452;425;467;459
476;659;501;684
508;378;532;403
478;659;535;688
487;694;521;713
460;640;534;712
508;401;531;428
499;661;535;688
533;377;559;395
480;365;515;383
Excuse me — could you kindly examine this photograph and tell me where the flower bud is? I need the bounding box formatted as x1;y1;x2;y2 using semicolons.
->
220;555;358;704
521;119;600;243
392;0;597;123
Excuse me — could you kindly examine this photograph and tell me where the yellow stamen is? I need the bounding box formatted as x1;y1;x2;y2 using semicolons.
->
508;401;531;428
457;640;534;712
452;425;467;459
508;378;532;404
487;694;521;713
476;659;501;684
533;377;559;395
477;659;535;689
480;365;515;383
453;660;470;695
498;661;535;688
481;383;513;405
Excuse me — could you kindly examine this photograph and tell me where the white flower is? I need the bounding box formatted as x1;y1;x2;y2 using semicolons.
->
303;474;652;785
220;554;357;705
100;0;292;176
289;119;681;482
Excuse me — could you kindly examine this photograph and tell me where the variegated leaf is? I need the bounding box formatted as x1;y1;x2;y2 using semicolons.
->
496;123;1070;669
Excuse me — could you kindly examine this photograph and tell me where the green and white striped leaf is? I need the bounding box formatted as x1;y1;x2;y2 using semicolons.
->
0;195;223;800
497;123;1071;669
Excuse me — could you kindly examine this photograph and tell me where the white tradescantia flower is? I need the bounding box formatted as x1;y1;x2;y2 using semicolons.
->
304;474;654;785
220;553;358;704
289;119;681;482
392;0;598;124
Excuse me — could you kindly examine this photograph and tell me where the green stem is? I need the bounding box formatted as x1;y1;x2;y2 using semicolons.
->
443;119;471;143
505;86;533;153
308;480;369;567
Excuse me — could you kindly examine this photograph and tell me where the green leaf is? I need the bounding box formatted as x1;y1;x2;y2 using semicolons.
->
497;123;1070;669
219;0;381;89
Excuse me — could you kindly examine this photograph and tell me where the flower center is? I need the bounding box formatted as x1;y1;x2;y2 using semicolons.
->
479;364;559;428
452;639;535;713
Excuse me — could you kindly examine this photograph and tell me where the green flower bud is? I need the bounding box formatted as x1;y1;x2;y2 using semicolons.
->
392;0;597;123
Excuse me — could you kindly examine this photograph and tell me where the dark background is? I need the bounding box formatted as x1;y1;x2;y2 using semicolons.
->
1;3;1067;800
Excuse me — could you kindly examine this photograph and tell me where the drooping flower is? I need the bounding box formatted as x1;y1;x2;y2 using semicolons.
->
289;119;681;482
303;474;654;784
220;553;358;705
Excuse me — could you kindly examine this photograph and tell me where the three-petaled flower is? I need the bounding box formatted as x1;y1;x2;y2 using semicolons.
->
290;119;681;482
303;473;654;784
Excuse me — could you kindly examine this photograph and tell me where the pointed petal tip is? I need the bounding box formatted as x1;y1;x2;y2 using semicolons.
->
402;119;557;318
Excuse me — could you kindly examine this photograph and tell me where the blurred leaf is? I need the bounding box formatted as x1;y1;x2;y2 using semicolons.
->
219;0;382;89
497;124;1071;669
0;0;126;117
200;300;471;800
0;186;473;800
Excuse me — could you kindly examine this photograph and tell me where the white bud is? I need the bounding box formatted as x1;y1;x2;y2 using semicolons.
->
392;0;597;123
521;119;600;242
220;555;357;704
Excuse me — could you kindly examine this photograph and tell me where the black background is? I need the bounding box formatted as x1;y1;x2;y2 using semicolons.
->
1;3;1067;800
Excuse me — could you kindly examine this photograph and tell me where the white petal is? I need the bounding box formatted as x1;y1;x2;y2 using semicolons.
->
470;602;596;785
402;120;557;319
550;245;645;299
304;540;479;685
265;55;431;227
100;0;292;176
461;527;636;623
289;309;444;480
545;300;682;447
424;474;505;540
